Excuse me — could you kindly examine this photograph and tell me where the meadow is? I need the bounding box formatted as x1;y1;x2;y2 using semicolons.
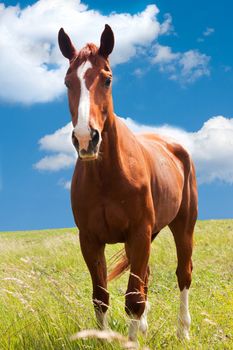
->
0;220;232;349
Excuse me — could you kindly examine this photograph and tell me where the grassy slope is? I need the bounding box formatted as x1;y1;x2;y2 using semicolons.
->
0;220;232;349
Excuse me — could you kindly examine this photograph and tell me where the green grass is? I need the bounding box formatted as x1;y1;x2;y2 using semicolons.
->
0;221;232;349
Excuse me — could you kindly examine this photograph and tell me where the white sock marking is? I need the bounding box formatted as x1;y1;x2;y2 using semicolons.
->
177;287;191;340
139;300;150;335
129;319;139;342
128;301;150;342
75;60;92;150
95;309;108;330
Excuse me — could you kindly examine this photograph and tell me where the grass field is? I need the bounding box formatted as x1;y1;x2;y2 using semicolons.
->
0;220;232;349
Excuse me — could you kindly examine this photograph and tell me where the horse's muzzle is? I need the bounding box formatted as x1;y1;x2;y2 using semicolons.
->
72;128;100;161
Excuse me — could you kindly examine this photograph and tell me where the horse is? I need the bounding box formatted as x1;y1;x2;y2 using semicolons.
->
58;24;198;342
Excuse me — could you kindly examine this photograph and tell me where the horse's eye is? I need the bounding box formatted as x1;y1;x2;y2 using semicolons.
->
104;77;111;88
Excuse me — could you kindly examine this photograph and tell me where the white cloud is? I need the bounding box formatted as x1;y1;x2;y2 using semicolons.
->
152;44;179;64
203;27;215;37
64;180;71;190
34;115;233;185
197;27;215;42
159;13;174;35
151;45;210;83
0;1;211;104
178;50;210;83
34;121;76;171
59;179;71;190
0;0;170;104
133;68;145;77
34;153;76;171
191;117;233;184
38;122;74;154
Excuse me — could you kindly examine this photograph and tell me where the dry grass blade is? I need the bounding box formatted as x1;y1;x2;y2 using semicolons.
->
70;329;138;349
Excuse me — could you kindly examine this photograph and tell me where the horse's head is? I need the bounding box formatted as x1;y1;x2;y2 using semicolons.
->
58;25;114;161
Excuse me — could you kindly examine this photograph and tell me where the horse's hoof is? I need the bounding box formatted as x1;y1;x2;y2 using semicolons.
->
139;316;148;335
177;328;190;341
95;309;108;330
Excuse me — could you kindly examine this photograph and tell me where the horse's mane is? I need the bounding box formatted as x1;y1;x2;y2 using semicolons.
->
77;43;98;61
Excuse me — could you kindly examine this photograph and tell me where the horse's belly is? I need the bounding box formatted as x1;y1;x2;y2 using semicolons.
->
155;186;183;231
85;201;129;244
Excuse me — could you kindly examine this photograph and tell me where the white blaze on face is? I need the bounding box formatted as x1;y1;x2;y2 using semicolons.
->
74;60;92;151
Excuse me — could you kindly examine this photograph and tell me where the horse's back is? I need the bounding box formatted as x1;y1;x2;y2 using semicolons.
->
138;132;192;177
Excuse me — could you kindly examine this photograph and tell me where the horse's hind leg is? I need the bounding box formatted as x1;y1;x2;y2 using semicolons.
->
169;200;197;340
169;217;194;340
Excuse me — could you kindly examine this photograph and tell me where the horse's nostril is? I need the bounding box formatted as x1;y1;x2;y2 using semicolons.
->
91;129;100;148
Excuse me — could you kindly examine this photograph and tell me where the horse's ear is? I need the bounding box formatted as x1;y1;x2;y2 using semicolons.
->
58;28;77;60
99;24;114;58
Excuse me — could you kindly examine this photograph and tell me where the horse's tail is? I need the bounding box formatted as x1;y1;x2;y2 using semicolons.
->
107;232;160;282
107;248;130;282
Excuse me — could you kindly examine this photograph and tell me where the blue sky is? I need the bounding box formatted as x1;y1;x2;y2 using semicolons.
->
0;0;233;231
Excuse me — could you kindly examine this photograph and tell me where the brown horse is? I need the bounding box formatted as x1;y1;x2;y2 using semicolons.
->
58;24;198;342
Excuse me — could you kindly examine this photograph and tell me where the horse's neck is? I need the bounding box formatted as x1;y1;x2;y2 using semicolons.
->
101;113;130;170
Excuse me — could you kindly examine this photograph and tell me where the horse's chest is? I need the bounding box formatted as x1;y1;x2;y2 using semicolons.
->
77;199;129;243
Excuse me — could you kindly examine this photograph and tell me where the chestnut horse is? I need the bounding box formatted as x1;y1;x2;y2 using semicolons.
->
58;24;198;342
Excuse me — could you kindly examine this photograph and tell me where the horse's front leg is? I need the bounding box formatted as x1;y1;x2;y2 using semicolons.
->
125;226;151;342
79;233;109;329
